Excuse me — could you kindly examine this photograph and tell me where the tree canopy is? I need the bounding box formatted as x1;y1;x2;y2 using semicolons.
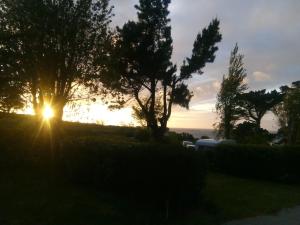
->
0;0;113;120
239;89;283;129
273;81;300;144
216;44;247;139
103;0;222;138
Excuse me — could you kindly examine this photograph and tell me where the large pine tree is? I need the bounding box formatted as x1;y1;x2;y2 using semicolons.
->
216;44;247;139
104;0;222;138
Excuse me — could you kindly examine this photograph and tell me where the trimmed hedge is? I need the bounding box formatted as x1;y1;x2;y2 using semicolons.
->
211;144;300;183
61;138;207;214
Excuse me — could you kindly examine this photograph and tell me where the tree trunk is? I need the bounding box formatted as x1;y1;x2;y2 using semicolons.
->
32;89;43;120
149;79;157;128
148;79;159;138
224;119;231;139
255;118;261;131
288;119;297;145
54;104;64;122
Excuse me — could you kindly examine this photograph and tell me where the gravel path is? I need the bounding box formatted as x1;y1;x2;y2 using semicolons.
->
224;206;300;225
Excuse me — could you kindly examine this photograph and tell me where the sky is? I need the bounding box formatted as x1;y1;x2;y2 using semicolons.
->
62;0;300;130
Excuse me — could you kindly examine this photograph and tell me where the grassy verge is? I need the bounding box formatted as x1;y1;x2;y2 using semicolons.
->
205;173;300;221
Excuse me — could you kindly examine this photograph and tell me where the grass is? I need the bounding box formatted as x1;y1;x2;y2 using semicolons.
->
1;114;300;225
205;173;300;221
2;168;300;225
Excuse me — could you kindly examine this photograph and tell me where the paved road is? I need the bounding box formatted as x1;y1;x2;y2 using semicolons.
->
224;206;300;225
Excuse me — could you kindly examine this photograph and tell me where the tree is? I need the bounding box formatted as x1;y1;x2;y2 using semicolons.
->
273;81;300;144
0;80;25;113
0;39;25;113
233;121;273;145
104;0;222;138
0;0;113;120
239;89;283;130
216;44;247;139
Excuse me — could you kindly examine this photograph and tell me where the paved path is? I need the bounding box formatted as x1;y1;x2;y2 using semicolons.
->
224;206;300;225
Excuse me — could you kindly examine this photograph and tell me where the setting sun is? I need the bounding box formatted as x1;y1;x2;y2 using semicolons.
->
43;105;54;120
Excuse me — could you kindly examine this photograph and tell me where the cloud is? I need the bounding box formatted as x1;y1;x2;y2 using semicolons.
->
253;71;271;82
107;0;300;130
190;80;221;103
190;103;215;113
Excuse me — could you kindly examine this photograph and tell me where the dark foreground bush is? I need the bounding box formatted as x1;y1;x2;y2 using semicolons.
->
212;144;300;183
61;138;207;216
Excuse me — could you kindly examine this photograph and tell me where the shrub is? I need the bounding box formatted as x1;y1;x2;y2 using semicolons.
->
61;139;207;215
233;122;274;145
134;128;152;141
211;144;300;183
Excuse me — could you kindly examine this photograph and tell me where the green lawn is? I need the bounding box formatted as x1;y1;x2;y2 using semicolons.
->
205;173;300;221
2;168;300;225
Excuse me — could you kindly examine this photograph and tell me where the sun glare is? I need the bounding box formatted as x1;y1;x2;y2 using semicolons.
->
43;105;54;120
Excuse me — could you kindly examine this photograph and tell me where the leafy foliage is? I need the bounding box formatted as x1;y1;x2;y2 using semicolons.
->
238;89;283;129
0;23;26;113
211;144;300;183
273;81;300;144
0;79;25;113
103;0;221;138
0;0;113;119
0;114;207;218
216;44;247;139
63;140;207;216
232;122;274;145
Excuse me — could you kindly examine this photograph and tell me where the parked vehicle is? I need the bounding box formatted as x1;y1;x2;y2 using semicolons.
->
195;139;236;151
183;139;236;151
182;141;194;147
195;139;219;151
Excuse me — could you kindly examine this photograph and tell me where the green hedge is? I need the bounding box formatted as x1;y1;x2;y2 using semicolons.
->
61;138;207;214
211;145;300;183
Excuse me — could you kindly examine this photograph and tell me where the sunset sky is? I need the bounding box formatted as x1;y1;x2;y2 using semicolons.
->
60;0;300;130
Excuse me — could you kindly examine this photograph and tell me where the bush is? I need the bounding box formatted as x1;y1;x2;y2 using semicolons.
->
61;139;207;215
233;122;274;145
211;144;300;183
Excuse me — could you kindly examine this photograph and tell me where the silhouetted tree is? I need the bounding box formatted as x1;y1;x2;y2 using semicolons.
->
239;89;283;130
216;44;247;139
233;121;273;145
103;0;222;138
273;81;300;144
0;40;25;113
132;98;163;127
0;80;25;113
0;0;113;120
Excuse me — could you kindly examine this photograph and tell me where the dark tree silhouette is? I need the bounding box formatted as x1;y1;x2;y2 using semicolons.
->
273;81;300;144
233;121;273;145
0;80;25;113
0;41;25;113
216;44;247;139
0;0;113;120
239;89;283;130
103;0;222;138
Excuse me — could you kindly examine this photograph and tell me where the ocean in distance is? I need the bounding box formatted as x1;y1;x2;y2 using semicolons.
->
170;128;217;139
